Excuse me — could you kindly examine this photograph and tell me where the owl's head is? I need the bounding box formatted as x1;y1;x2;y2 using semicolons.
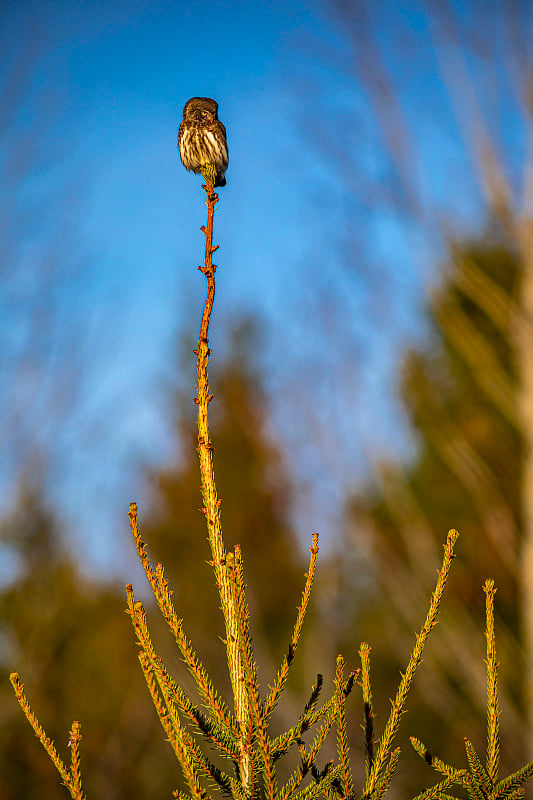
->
182;97;219;122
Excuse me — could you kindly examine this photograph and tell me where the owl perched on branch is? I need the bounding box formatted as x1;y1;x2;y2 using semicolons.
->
178;97;229;188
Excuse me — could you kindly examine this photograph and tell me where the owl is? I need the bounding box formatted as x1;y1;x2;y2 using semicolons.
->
178;97;228;188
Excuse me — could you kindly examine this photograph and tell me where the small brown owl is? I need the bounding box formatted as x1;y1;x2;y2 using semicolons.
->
178;97;229;188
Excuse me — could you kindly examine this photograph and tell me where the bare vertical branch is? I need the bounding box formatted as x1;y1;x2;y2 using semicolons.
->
195;179;250;790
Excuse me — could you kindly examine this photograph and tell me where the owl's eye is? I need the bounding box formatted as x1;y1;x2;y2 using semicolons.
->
201;111;209;116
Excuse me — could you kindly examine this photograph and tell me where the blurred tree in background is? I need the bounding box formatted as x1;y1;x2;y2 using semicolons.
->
0;480;176;800
307;1;533;795
339;231;524;794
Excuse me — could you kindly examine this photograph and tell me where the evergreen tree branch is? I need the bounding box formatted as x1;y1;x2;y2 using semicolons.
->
227;546;277;798
359;642;375;779
494;760;533;796
127;519;238;736
162;661;240;760
270;675;325;760
137;653;208;800
280;694;339;800
230;549;279;800
292;764;344;800
483;579;500;786
334;656;355;800
409;737;467;783
409;774;461;800
363;529;459;798
373;747;400;800
10;673;85;800
263;533;320;720
156;666;233;795
132;599;237;793
68;722;85;800
463;739;490;795
409;582;533;799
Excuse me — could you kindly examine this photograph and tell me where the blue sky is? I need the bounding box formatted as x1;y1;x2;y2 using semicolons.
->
1;0;519;575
